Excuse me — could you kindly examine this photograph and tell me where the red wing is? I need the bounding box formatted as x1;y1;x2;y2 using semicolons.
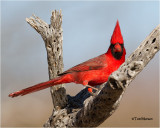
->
58;54;107;76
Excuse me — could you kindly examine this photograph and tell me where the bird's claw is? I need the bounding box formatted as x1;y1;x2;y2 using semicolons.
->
85;85;99;96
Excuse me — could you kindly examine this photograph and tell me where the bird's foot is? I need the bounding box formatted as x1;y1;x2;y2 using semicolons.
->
84;85;99;96
88;88;97;96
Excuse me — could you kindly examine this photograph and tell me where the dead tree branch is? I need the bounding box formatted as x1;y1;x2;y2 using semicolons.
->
26;10;67;110
26;10;160;127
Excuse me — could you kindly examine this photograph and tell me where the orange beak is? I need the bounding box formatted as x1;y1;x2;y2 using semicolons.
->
114;43;122;52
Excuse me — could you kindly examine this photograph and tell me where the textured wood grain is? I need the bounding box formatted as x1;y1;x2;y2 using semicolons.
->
26;10;67;111
26;10;160;127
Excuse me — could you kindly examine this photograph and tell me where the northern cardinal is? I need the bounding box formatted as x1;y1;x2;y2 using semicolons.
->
9;20;126;98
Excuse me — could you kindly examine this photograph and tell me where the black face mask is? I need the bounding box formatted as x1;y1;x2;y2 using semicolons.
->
110;43;124;60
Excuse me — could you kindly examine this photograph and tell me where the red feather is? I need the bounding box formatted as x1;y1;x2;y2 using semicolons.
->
111;20;124;44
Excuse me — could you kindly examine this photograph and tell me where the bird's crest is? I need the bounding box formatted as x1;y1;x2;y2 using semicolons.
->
111;20;123;44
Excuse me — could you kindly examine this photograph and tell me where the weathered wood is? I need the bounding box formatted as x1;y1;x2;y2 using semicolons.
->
26;10;67;111
26;10;160;127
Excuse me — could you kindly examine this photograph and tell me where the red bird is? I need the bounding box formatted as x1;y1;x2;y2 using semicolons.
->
9;20;126;98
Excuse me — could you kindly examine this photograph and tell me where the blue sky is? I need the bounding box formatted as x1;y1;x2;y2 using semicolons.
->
1;1;159;127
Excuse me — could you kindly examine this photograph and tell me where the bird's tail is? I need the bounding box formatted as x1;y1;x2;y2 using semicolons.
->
9;74;72;98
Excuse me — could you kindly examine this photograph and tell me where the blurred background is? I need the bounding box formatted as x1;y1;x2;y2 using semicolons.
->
1;1;159;127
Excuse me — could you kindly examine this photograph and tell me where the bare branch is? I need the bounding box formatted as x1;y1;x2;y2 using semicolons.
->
26;10;160;127
26;10;67;111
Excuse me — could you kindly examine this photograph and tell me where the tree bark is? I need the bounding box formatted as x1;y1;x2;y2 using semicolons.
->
26;10;67;111
26;10;160;127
